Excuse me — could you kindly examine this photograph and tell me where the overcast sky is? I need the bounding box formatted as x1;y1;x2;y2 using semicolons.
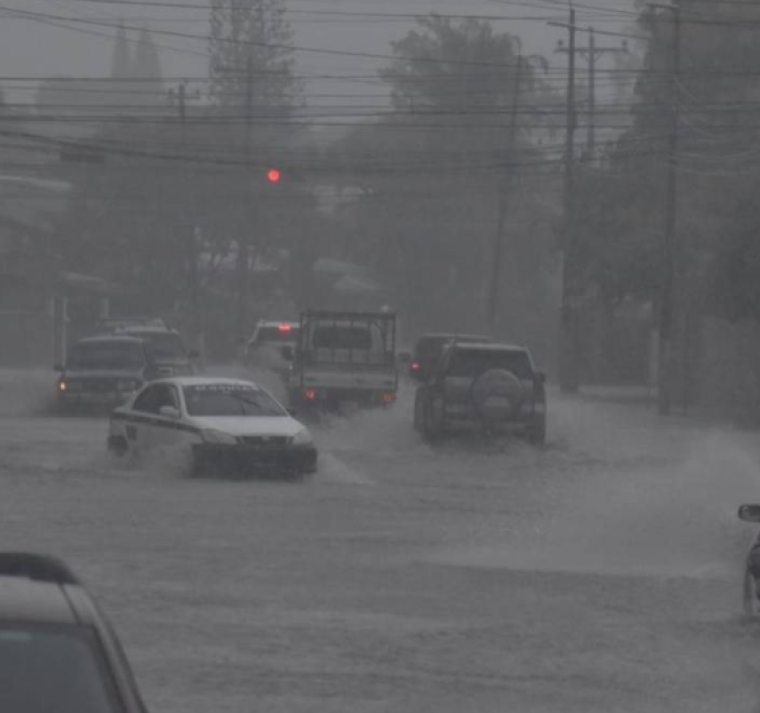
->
0;0;637;104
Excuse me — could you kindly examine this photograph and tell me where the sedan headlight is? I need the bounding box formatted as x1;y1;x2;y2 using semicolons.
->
201;429;238;445
292;428;313;447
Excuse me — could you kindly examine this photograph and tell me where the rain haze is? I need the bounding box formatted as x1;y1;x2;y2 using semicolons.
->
3;1;760;713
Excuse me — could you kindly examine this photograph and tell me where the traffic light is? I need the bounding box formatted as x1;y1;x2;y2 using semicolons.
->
267;168;281;184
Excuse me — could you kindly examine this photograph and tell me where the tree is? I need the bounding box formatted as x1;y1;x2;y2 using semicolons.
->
332;16;559;343
132;27;164;105
110;24;131;80
208;0;296;113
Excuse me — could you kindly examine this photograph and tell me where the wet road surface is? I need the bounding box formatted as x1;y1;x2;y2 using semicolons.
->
1;371;760;712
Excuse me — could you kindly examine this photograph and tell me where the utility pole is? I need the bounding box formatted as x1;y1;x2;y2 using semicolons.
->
550;9;580;393
487;55;524;334
173;81;204;362
588;28;596;158
657;0;682;416
551;19;628;390
236;57;254;345
556;29;627;161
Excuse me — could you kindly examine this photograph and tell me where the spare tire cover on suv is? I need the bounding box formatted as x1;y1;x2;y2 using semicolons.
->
470;369;524;421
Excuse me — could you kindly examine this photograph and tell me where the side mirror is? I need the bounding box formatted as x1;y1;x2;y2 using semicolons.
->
739;504;760;523
53;363;64;372
535;371;546;384
287;408;298;417
159;405;180;420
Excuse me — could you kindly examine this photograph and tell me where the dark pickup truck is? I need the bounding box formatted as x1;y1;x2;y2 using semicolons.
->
413;341;547;445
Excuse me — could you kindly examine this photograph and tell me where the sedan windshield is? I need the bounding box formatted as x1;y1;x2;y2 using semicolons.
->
0;625;119;713
68;342;144;370
184;384;286;417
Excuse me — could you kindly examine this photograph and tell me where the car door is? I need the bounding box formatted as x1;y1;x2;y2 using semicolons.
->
128;384;161;452
149;384;184;452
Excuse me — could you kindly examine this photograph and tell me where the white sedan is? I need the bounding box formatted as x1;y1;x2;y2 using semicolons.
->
108;377;317;477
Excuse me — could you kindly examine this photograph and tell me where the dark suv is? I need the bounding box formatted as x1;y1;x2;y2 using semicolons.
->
0;552;148;712
414;342;547;445
56;336;156;411
410;333;492;382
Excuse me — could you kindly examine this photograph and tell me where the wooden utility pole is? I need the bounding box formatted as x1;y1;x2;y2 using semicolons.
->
487;55;524;334
236;57;254;344
551;19;628;390
588;28;596;158
657;0;682;416
550;9;580;393
174;81;203;361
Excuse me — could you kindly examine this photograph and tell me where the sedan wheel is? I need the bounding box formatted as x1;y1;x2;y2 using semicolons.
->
744;568;760;618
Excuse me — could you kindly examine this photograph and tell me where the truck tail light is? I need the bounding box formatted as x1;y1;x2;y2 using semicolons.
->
303;388;317;401
382;392;396;403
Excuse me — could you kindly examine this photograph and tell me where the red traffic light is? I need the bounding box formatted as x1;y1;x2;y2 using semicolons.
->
267;168;281;184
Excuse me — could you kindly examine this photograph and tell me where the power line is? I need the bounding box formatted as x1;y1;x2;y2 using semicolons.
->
0;5;532;69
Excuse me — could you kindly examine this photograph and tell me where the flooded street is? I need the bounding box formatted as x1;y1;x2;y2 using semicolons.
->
1;372;759;712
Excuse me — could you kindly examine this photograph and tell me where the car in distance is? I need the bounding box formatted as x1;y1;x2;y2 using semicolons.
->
55;335;157;412
245;320;300;380
108;377;317;478
96;316;167;332
410;333;493;382
0;552;149;712
414;342;547;445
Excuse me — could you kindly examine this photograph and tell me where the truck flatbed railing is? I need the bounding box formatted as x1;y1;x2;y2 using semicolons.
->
297;311;397;366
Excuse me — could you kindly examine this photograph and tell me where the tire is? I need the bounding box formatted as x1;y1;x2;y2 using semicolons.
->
527;418;547;447
413;391;425;432
421;397;445;442
108;435;129;458
744;568;760;618
470;369;524;423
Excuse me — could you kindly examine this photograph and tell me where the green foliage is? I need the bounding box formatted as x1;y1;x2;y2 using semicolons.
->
332;16;558;338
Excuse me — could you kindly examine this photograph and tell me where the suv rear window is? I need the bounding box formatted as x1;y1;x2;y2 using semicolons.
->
138;332;187;360
415;337;451;359
0;624;120;713
68;342;144;370
449;349;533;380
415;335;491;359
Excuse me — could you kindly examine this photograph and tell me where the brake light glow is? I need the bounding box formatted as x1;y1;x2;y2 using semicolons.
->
278;324;293;332
411;361;420;371
303;388;317;401
382;392;396;403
